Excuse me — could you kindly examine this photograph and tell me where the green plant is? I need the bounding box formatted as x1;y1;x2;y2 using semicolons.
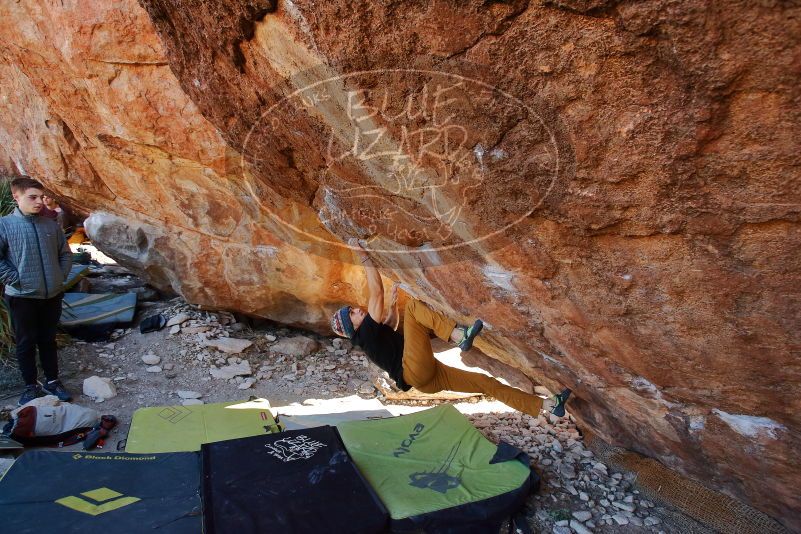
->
550;509;572;522
0;177;15;363
0;178;16;217
0;299;14;365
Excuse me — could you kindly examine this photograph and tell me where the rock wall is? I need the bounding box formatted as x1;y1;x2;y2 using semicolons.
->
1;0;799;528
0;0;369;330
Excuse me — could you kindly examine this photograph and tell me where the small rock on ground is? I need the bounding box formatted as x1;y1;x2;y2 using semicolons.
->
203;337;254;354
270;335;320;357
82;376;117;400
141;354;160;365
167;313;190;327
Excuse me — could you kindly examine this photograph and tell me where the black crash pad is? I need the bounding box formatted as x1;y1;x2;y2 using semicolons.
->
201;425;388;534
0;450;201;534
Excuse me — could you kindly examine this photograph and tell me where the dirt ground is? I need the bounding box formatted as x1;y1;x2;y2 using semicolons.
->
0;262;716;534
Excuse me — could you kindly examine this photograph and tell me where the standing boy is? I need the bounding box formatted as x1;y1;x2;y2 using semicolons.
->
0;177;72;405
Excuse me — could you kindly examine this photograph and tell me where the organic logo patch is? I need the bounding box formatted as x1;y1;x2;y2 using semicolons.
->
264;435;327;462
240;63;574;266
409;442;462;494
393;423;425;457
56;487;140;516
158;406;192;424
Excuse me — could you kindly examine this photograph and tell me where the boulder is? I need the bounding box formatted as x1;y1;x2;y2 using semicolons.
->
176;390;202;399
2;0;800;528
82;376;117;400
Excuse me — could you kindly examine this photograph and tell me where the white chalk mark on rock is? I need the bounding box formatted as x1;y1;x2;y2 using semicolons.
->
483;265;517;292
712;409;785;440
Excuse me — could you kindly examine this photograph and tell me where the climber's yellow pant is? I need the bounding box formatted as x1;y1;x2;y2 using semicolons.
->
401;299;543;417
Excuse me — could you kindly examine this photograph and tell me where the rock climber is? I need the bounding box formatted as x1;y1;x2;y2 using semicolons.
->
331;239;571;418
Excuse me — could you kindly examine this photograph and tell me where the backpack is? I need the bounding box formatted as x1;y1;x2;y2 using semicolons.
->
4;403;100;447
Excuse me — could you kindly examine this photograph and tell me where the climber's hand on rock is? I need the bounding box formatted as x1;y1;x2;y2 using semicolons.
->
348;238;371;264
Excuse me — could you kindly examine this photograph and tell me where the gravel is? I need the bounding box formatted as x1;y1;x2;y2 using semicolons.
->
0;280;695;533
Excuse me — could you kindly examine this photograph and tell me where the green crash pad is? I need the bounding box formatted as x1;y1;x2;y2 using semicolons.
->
126;399;280;454
338;404;534;531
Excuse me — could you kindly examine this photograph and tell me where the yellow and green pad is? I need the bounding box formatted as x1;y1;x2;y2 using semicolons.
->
338;404;533;531
126;399;281;454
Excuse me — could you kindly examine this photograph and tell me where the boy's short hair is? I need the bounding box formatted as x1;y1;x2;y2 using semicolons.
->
10;176;44;193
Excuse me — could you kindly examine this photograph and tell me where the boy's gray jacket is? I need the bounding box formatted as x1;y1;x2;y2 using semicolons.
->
0;208;72;299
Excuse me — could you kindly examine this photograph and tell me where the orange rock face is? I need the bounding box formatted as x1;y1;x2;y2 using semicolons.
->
1;0;800;528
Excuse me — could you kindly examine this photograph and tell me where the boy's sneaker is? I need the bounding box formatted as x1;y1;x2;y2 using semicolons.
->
550;388;572;418
458;320;484;352
41;379;73;402
18;384;45;406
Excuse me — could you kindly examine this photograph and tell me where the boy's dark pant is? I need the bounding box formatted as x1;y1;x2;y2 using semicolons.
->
5;294;63;385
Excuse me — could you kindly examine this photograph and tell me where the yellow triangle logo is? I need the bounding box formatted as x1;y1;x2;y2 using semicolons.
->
55;487;140;516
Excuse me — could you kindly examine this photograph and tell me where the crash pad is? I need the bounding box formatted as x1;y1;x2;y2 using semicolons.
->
0;450;201;534
126;399;281;454
0;436;22;451
201;426;387;533
60;292;137;326
63;265;89;291
337;404;536;532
